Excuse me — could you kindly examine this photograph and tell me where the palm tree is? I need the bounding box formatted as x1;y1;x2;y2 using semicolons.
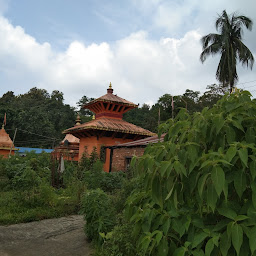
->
200;10;254;92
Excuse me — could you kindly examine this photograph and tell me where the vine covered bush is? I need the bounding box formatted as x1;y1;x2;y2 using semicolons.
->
127;91;256;255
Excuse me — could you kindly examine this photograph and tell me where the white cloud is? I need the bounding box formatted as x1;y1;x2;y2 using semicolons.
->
0;13;255;109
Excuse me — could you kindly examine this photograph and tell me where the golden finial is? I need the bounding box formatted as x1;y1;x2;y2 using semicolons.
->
92;115;95;120
109;82;112;89
75;114;81;126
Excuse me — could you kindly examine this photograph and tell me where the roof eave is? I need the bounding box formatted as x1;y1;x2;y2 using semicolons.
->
83;99;138;109
63;126;155;137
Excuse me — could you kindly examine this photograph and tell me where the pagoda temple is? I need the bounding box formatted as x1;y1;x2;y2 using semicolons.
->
64;83;155;172
0;125;18;158
53;116;81;161
53;133;80;161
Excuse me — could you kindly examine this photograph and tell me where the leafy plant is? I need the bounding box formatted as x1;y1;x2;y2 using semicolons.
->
127;90;256;255
0;153;85;224
81;189;116;243
98;221;139;256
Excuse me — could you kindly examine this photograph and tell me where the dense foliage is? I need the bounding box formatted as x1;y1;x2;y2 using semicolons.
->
124;84;228;132
0;88;76;148
0;153;83;224
125;90;256;255
89;91;256;256
81;189;117;242
80;155;127;244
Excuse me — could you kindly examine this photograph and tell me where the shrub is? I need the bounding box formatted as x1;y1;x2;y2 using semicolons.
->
127;91;256;255
81;189;116;242
84;160;104;190
0;152;84;224
100;171;126;193
83;160;125;193
98;221;138;256
93;176;144;255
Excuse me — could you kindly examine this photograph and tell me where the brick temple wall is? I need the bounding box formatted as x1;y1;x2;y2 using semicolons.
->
111;147;145;172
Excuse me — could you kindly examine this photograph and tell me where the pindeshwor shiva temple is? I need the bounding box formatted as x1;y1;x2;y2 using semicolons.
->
63;83;155;172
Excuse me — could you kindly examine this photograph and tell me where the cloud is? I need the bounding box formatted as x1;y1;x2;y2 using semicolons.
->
132;0;256;41
0;14;255;109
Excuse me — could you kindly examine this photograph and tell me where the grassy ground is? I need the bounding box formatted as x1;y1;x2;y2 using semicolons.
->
0;188;81;225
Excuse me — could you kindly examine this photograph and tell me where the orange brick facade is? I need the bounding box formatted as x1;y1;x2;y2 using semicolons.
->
79;136;135;172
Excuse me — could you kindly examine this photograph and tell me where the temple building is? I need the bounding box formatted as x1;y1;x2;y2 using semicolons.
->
52;133;80;161
0;125;17;158
52;116;81;161
64;83;155;172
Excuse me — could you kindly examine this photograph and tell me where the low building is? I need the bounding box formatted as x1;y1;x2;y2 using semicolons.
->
52;133;80;161
106;134;165;172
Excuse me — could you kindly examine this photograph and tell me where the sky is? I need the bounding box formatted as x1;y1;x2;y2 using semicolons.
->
0;0;255;107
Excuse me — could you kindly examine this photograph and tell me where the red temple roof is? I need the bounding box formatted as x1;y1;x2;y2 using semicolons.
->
0;125;17;150
85;92;137;108
83;84;138;117
64;118;155;137
61;134;80;144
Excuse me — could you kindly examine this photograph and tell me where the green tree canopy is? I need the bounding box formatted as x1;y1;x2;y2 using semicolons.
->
0;88;76;148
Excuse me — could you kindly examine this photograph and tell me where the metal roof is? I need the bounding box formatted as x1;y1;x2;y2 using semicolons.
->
16;147;54;154
106;134;165;148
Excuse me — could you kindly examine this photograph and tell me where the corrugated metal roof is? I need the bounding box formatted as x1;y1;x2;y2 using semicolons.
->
107;134;165;148
64;118;155;136
16;147;54;154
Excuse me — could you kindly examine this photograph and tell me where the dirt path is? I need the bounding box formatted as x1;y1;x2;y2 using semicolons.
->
0;215;92;256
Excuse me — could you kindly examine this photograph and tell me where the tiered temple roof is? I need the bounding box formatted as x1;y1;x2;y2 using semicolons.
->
64;118;154;138
0;125;15;149
53;117;80;161
64;84;155;139
0;125;17;157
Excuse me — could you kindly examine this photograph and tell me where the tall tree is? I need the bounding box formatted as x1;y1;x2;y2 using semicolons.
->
0;88;76;148
200;10;254;92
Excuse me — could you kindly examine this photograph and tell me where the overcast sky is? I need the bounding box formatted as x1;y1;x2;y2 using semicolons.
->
0;0;255;107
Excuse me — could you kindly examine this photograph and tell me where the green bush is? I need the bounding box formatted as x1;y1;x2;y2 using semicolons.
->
0;152;85;224
84;160;104;190
92;176;144;255
83;160;125;193
97;221;138;256
100;171;126;193
126;91;256;255
81;189;116;242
